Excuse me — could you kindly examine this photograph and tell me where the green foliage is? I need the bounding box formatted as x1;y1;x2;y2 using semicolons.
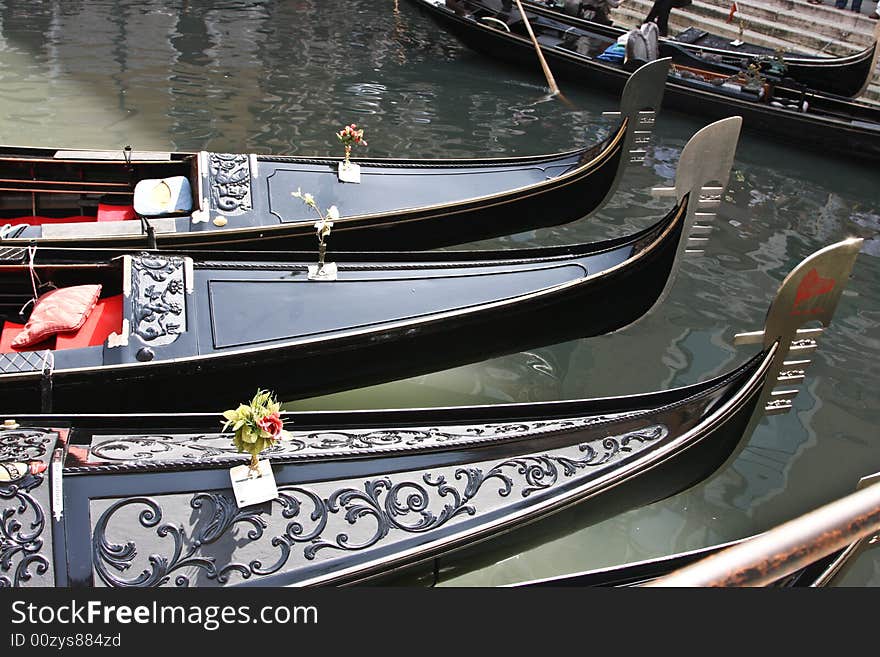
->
221;389;289;459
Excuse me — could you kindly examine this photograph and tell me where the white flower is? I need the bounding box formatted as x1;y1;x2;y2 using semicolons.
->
327;205;340;221
314;218;333;238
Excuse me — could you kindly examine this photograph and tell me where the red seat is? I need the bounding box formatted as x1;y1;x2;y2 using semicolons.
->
4;215;94;226
0;321;56;353
55;295;123;349
97;204;136;222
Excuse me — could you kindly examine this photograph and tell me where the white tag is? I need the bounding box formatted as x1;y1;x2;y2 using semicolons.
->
338;161;361;183
308;261;338;281
51;449;63;521
230;459;278;508
729;39;744;47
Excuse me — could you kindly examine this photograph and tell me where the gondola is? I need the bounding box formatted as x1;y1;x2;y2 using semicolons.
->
522;0;880;98
409;0;880;161
0;60;668;252
0;235;861;587
0;117;740;414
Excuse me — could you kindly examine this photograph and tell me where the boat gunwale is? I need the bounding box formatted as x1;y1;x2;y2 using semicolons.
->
54;346;768;475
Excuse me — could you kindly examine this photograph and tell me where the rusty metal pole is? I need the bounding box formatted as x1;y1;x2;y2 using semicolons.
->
644;477;880;587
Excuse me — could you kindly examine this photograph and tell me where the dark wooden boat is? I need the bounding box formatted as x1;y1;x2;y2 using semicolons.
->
0;235;861;587
411;0;880;161
523;0;880;98
0;117;741;415
0;60;669;252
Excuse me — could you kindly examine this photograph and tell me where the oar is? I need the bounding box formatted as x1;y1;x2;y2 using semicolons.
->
512;0;563;98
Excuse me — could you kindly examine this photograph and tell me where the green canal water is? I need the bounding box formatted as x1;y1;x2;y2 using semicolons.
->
0;0;877;585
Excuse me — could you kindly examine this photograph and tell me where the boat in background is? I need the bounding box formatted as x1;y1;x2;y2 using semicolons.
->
0;59;669;252
411;0;880;161
525;0;880;98
0;235;862;587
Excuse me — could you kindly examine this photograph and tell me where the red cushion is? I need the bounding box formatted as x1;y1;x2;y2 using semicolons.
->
11;284;102;349
55;295;123;349
97;204;136;222
0;321;56;353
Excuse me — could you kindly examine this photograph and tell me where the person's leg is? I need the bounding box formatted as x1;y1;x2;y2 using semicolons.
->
835;0;848;8
655;0;672;36
852;0;862;11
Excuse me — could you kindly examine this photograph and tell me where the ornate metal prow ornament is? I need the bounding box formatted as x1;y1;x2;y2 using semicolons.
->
646;115;742;314
602;58;670;170
734;237;863;414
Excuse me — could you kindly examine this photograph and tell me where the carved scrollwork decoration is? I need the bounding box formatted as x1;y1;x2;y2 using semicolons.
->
0;429;53;462
89;434;306;464
92;424;667;587
92;494;273;587
83;417;624;469
209;154;252;214
0;473;49;587
131;253;186;346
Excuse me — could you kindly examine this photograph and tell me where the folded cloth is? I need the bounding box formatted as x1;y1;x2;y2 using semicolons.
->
597;42;626;62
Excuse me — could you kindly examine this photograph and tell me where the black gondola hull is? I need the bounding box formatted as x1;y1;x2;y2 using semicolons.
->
414;0;880;161
0;208;682;413
8;346;769;587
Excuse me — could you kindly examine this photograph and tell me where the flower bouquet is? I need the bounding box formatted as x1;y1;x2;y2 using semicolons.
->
292;187;340;280
336;123;367;182
337;123;367;168
222;389;289;473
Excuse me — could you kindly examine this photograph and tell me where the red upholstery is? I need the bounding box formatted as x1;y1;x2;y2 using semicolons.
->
55;295;123;349
4;215;94;226
0;321;56;353
1;294;122;353
97;204;137;222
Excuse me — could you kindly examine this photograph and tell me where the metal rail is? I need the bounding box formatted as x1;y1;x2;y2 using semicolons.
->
645;473;880;587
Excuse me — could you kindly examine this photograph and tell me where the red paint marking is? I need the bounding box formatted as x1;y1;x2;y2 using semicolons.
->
793;268;835;310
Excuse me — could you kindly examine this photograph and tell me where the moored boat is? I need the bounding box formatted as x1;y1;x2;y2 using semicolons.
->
0;118;740;414
411;0;880;161
0;59;669;252
0;235;862;587
523;0;880;98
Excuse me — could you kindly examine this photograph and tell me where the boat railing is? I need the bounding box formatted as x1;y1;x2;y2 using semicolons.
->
644;472;880;587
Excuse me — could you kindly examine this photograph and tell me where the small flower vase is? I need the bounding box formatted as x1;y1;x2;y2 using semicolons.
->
338;149;361;183
308;261;338;281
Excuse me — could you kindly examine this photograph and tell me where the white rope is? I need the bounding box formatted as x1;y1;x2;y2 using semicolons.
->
18;244;40;316
27;244;39;301
41;349;55;376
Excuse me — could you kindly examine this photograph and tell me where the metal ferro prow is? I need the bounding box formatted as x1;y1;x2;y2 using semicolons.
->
734;237;863;415
602;57;671;165
642;115;742;317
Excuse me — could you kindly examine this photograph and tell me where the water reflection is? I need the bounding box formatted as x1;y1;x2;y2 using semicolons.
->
0;0;877;586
